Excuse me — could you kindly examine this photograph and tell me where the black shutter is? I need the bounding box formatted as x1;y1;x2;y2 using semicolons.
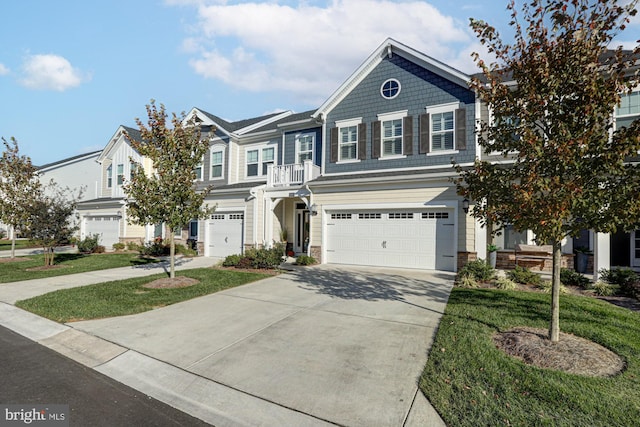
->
372;121;381;159
330;127;338;163
358;123;367;160
455;108;466;150
403;115;413;155
419;113;430;154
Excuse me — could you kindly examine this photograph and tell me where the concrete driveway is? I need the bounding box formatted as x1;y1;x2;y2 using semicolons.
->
71;264;453;426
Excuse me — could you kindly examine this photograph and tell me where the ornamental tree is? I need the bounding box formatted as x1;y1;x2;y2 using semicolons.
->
457;0;640;341
0;137;42;258
123;100;214;278
23;183;82;266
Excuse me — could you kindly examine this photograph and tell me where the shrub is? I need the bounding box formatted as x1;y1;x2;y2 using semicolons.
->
599;268;639;298
507;266;542;286
236;257;253;269
222;254;242;267
250;245;284;269
537;280;567;294
591;281;619;296
560;268;590;288
139;238;170;256
77;234;100;254
455;272;479;288
94;245;106;254
126;241;141;251
175;243;197;257
494;277;517;291
295;255;317;266
458;259;495;282
112;242;125;251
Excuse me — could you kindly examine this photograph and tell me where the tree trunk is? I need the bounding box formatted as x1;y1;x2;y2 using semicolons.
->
10;226;16;258
169;232;175;279
549;240;562;342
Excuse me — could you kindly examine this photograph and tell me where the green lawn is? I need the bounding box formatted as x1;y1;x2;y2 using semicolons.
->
420;288;640;426
0;239;38;251
0;253;159;283
15;268;271;322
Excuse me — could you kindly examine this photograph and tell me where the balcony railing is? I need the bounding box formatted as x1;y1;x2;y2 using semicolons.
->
267;160;320;187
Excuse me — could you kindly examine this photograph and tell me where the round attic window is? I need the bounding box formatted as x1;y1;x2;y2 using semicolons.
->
381;79;401;99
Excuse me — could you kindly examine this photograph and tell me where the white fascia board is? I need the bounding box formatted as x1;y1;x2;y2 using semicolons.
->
188;108;233;137
98;126;129;163
323;200;458;211
234;111;293;135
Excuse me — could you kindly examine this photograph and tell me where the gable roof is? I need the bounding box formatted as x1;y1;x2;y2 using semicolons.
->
97;125;141;162
313;37;471;119
37;150;101;171
186;108;294;137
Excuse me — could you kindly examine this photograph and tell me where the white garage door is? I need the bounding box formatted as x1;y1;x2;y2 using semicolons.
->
206;213;244;258
84;216;120;249
326;209;455;271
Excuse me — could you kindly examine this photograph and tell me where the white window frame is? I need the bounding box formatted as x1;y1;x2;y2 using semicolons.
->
380;78;401;100
295;133;315;164
210;148;225;180
245;144;277;178
426;102;461;155
116;164;124;186
335;118;361;163
377;110;407;160
194;157;204;181
615;89;640;133
106;164;113;188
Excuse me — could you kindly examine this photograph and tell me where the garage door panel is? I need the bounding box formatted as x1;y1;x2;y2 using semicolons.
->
326;209;454;271
85;216;120;249
207;213;244;258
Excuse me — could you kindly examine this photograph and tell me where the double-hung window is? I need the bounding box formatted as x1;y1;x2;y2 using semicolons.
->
377;110;407;158
339;125;358;161
426;102;463;153
211;150;223;179
116;164;124;186
246;145;275;178
194;160;203;181
107;165;113;188
296;134;314;163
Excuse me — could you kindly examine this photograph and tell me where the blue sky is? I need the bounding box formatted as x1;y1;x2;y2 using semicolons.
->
1;0;638;166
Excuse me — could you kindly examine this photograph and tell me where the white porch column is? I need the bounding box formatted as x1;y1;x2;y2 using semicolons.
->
593;232;610;281
475;217;487;261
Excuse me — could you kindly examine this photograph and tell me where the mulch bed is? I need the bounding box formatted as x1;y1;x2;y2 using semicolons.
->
143;277;200;289
494;327;626;377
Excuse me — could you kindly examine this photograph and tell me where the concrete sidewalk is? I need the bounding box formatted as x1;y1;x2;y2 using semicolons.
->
0;261;451;426
0;255;215;304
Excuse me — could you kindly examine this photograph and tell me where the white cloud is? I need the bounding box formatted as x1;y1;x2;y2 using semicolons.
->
0;63;9;75
19;54;89;91
180;0;475;104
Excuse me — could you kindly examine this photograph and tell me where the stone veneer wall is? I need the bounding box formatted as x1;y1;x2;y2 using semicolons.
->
309;246;322;263
457;252;478;270
496;251;575;272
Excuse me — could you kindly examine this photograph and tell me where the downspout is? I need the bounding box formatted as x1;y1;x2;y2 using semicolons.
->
248;184;266;248
305;184;313;257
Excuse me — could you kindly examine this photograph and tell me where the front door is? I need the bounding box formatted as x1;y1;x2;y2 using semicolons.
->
294;203;310;254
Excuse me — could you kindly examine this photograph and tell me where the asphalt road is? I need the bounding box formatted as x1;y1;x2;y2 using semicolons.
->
0;325;211;426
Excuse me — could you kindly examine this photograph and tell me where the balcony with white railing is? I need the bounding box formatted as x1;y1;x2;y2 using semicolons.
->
267;160;321;187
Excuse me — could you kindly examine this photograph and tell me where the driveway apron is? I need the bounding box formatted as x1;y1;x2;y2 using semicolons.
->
71;265;453;426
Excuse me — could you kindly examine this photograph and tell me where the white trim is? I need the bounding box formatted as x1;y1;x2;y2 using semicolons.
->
335;117;362;127
295;132;315;165
377;110;408;121
380;78;401;100
427;102;460;153
427;150;459;156
425;102;462;115
244;143;277;179
378;110;408;158
378;154;407;161
210;147;225;180
235;111;293;135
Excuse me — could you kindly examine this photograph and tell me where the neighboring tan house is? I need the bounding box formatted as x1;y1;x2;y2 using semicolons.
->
76;126;148;249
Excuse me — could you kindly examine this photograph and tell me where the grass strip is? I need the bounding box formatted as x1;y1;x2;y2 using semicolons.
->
0;253;159;283
15;268;271;322
420;288;640;426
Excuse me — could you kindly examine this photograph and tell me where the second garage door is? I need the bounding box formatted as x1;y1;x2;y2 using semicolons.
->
325;209;455;271
84;216;120;250
206;212;244;258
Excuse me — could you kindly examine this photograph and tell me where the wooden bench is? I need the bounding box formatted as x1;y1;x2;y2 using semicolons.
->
514;244;553;269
